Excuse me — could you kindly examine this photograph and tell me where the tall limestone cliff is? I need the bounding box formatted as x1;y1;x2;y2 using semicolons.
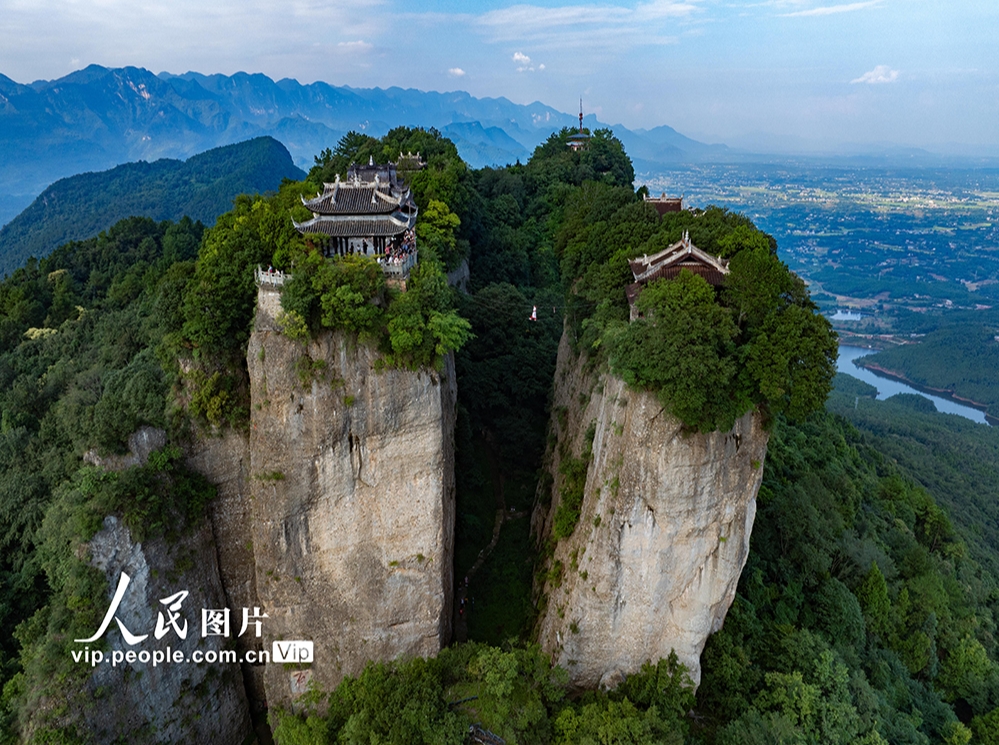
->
533;333;768;689
185;428;263;705
242;285;457;710
48;428;255;745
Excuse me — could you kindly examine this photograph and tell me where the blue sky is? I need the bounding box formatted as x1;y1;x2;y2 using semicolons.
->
2;0;997;153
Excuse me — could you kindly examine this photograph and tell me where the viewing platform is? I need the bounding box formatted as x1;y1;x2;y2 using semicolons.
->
256;265;288;288
378;249;418;278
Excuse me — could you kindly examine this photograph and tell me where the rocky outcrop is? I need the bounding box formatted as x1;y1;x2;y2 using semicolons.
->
70;427;252;745
533;334;768;688
245;286;456;710
80;515;253;744
83;425;166;470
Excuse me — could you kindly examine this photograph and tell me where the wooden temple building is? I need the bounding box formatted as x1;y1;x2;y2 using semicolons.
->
626;231;730;320
644;192;683;215
293;158;420;278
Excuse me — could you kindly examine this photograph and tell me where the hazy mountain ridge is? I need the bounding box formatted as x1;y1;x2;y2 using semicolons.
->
0;64;723;226
0;136;304;276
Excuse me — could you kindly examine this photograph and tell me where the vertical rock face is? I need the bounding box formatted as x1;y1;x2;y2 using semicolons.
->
246;287;456;709
185;429;264;705
81;517;253;744
534;335;768;688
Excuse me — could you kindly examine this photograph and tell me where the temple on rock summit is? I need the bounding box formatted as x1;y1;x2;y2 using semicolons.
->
626;231;730;319
294;157;420;278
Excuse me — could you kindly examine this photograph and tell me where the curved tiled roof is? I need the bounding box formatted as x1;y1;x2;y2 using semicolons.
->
294;214;413;238
302;183;416;216
629;232;729;285
626;232;730;307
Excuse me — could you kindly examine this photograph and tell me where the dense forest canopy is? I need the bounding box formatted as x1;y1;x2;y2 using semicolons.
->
0;125;997;744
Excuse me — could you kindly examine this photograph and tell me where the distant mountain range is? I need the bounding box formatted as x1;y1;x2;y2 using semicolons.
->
0;65;733;227
0;136;304;276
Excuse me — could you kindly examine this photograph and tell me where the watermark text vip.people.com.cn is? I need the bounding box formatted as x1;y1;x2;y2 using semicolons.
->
70;572;313;668
72;641;314;668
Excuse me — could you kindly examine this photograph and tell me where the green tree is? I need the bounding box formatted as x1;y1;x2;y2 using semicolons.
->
416;199;463;269
745;297;837;420
319;254;387;335
936;636;996;703
610;270;746;432
855;562;890;636
554;699;682;745
971;706;999;745
309;131;381;184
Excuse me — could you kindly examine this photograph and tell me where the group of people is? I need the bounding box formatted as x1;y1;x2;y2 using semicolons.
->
382;229;417;266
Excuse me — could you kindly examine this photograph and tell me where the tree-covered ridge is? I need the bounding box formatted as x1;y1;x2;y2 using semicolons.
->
698;410;999;745
556;178;837;432
0;216;219;739
827;374;999;581
0;137;305;278
1;121;997;745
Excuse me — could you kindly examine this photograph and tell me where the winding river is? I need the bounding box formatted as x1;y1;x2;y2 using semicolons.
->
837;345;992;426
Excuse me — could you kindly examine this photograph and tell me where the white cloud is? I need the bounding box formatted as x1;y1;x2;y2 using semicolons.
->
852;65;900;84
448;67;466;77
781;1;880;17
513;51;538;72
476;1;698;51
0;0;387;83
337;40;373;52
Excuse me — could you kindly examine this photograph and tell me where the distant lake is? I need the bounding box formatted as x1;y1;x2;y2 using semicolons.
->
830;310;864;321
837;345;991;426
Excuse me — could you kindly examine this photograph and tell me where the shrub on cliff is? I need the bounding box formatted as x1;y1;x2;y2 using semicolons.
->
610;270;746;433
176;183;314;427
277;241;471;371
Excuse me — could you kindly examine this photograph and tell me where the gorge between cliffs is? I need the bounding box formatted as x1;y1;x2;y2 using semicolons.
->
178;280;770;730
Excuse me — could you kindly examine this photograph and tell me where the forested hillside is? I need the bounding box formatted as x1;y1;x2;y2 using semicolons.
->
0;126;997;743
0;216;215;739
828;375;999;579
0;136;305;277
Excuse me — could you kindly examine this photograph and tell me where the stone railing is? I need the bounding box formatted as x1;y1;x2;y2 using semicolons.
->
256;265;288;287
379;250;418;278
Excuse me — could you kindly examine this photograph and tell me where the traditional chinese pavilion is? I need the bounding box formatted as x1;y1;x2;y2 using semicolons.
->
644;192;683;215
626;231;730;319
293;158;419;275
567;99;591;151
